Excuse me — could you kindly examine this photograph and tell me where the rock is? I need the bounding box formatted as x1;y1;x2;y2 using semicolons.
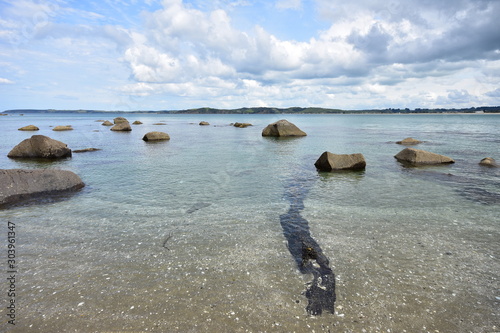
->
262;119;307;137
0;169;84;207
199;121;210;126
102;120;113;126
7;135;72;159
314;152;366;171
153;122;167;125
73;148;101;153
114;117;129;124
394;148;454;165
233;122;252;128
132;120;143;125
142;131;170;141
18;125;39;131
396;137;422;145
110;122;132;131
479;157;498;167
52;125;73;131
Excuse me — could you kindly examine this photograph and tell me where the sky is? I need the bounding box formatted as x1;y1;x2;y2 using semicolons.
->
0;0;499;111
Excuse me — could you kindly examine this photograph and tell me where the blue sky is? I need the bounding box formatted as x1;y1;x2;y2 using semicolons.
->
1;0;499;111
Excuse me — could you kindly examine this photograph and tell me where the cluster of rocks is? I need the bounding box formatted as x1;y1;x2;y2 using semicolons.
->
3;118;497;207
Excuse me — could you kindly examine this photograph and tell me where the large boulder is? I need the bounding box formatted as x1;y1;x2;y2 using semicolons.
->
262;119;307;137
7;135;72;159
394;148;454;165
142;131;170;141
110;122;132;131
0;169;84;207
18;125;39;131
479;157;498;167
102;120;113;126
114;117;129;124
314;152;366;171
396;137;422;145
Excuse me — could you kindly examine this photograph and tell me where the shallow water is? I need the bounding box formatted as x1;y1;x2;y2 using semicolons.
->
0;113;499;332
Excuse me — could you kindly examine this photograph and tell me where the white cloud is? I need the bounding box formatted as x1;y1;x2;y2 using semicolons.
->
0;78;14;84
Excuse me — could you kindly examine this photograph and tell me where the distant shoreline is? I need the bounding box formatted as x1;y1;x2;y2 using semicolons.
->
2;106;500;115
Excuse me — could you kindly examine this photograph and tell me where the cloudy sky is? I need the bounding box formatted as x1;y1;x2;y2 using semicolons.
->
1;0;499;111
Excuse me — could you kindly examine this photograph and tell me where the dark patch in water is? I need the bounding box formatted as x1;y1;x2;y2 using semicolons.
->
186;202;211;214
280;173;336;315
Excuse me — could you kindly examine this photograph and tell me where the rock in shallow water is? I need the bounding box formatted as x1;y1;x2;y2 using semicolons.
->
7;135;72;159
396;137;422;145
262;119;306;137
142;131;170;141
18;125;39;131
0;169;84;207
394;148;454;165
479;157;498;167
314;152;366;171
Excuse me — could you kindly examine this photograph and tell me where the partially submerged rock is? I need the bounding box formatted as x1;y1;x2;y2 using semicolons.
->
110;122;132;131
18;125;39;131
262;119;307;137
142;131;170;141
233;122;252;128
396;137;422;145
102;120;113;126
199;121;210;126
132;120;143;125
394;148;454;165
0;169;84;207
479;157;498;167
8;135;72;159
153;122;167;125
314;152;366;171
73;148;101;153
114;117;129;124
52;125;73;131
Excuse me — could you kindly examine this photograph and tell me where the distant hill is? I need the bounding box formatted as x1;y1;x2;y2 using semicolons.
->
3;106;500;114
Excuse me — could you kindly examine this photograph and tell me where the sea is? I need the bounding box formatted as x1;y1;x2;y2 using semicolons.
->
0;112;499;332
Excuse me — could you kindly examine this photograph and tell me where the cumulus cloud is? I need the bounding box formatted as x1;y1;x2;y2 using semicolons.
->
1;0;499;110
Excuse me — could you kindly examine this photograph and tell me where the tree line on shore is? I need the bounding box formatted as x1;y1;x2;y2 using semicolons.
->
2;106;500;115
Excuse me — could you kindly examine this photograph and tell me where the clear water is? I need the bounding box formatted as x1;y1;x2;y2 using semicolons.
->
0;113;499;332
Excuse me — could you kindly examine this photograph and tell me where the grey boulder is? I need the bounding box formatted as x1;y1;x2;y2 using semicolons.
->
110;122;132;131
479;157;498;167
394;148;454;165
262;119;306;137
314;152;366;171
142;131;170;141
7;135;72;159
0;169;84;207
